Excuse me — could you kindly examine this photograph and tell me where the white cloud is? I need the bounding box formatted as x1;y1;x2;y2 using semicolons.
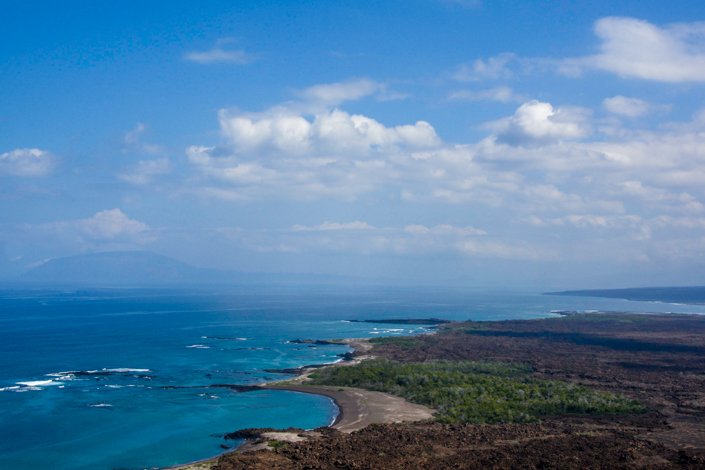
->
219;110;313;154
296;78;382;106
526;214;642;229
123;123;163;155
218;107;440;156
616;182;705;217
119;158;171;185
292;221;375;232
24;209;156;254
448;86;522;103
73;209;150;241
651;215;705;230
184;38;251;64
453;53;515;81
187;100;443;200
456;239;547;260
184;86;705;270
602;96;653;117
221;221;546;260
404;224;486;236
567;17;705;82
0;210;155;266
492;100;590;146
0;148;55;177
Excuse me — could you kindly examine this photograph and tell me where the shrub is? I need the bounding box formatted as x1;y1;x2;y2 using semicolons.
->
309;360;644;424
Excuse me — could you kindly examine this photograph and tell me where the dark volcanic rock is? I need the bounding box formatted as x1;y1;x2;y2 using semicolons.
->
263;364;328;375
337;352;355;361
213;313;705;469
224;427;305;441
216;421;705;469
348;318;451;325
287;339;344;345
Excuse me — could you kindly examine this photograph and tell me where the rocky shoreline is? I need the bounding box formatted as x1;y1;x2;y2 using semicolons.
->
210;313;705;469
171;335;431;469
174;312;705;468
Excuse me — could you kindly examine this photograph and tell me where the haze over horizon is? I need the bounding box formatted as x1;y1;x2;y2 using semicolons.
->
3;1;705;290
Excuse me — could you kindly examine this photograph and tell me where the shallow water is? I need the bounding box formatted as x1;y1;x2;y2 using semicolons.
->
1;285;703;469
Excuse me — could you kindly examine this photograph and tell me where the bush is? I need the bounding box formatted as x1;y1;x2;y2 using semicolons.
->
309;360;644;424
368;336;424;348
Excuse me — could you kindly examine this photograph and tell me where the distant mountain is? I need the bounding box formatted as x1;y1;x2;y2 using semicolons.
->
18;251;223;286
545;286;705;305
17;251;358;287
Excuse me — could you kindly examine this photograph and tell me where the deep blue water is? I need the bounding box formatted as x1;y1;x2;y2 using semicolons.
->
2;286;704;469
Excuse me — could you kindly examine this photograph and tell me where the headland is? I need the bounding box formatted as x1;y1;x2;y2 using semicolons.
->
205;312;705;469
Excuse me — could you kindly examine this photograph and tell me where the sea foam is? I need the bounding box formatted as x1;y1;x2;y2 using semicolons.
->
17;380;63;387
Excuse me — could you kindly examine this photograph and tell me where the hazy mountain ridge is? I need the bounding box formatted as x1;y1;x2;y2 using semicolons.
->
19;251;219;285
16;251;348;287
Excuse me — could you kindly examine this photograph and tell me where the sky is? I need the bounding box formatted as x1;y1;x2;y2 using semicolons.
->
2;0;705;289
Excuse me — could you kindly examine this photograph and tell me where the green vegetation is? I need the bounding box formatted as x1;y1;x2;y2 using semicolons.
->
457;323;491;332
309;360;644;424
267;440;285;449
368;336;424;349
557;313;652;323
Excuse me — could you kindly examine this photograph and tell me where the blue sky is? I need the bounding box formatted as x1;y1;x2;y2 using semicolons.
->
2;0;705;289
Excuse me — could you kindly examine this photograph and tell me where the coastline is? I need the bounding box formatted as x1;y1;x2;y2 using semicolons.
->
209;312;705;468
170;335;434;469
260;383;433;433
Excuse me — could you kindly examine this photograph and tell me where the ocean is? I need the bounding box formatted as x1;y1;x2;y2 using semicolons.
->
2;285;704;469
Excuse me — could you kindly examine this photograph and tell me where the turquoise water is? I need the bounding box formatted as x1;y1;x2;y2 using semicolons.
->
2;286;704;469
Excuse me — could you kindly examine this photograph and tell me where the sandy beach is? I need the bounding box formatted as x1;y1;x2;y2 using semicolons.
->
172;337;433;469
262;384;433;433
254;337;432;432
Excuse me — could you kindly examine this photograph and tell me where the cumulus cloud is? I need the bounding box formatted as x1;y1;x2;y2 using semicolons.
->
184;38;251;64
187;101;442;200
183;84;705;268
0;148;55;177
71;209;151;242
492;100;590;146
218;108;440;156
566;17;705;82
6;209;157;258
192;96;705;213
0;210;155;268
452;53;515;81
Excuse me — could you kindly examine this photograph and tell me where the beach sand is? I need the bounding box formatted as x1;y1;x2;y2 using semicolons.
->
262;384;433;433
171;337;432;469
